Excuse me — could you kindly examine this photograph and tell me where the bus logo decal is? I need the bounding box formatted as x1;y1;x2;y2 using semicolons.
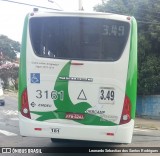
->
31;73;40;83
59;76;93;82
100;115;118;122
31;102;36;107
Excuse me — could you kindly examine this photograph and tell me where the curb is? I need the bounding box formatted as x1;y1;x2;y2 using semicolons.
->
134;124;159;130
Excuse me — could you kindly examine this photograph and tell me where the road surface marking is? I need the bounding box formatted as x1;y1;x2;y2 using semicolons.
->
2;110;18;115
0;130;17;136
10;117;19;121
0;110;18;116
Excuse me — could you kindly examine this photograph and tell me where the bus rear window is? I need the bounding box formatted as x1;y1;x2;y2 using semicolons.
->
29;17;130;61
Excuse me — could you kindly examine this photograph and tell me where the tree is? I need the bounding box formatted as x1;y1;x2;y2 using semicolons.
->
0;63;19;90
0;35;20;90
10;66;19;90
94;0;160;95
138;55;160;94
0;35;20;61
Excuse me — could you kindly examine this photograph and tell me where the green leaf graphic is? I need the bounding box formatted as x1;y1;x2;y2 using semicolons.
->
31;61;116;126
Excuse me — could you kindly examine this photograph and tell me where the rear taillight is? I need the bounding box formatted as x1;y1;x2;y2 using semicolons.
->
120;95;131;124
21;89;31;119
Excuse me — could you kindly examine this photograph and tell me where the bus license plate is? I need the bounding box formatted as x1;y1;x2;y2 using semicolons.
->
99;88;115;104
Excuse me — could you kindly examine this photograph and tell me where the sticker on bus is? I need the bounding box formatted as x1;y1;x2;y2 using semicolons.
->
30;73;40;83
99;87;115;104
65;113;85;120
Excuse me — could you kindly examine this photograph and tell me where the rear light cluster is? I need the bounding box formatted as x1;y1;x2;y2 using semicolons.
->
106;133;114;136
34;128;42;131
21;89;31;119
120;95;131;124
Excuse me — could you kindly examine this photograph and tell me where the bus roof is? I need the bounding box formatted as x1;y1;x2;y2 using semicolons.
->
29;10;132;22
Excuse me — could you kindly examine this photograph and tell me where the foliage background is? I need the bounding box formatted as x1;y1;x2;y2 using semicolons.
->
0;35;20;90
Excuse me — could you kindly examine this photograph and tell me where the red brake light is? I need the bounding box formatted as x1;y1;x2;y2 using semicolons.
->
106;133;114;136
120;95;131;124
34;128;42;131
21;89;31;119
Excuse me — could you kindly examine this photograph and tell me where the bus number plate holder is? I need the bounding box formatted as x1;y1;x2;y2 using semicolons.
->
99;87;115;104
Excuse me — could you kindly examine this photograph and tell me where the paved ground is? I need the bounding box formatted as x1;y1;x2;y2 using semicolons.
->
135;117;160;130
4;90;18;98
3;90;160;131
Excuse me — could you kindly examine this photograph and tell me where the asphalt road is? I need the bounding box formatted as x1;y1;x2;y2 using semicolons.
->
0;95;160;156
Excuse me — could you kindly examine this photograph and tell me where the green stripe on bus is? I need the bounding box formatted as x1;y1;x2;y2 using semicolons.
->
18;15;29;111
126;17;137;119
54;61;91;112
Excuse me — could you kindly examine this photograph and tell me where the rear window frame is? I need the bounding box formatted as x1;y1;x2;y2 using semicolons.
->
29;16;130;62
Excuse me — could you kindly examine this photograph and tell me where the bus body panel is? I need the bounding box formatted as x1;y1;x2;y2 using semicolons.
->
26;48;130;125
19;11;137;143
19;114;134;143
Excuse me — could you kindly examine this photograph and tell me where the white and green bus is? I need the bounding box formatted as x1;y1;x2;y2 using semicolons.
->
18;11;137;143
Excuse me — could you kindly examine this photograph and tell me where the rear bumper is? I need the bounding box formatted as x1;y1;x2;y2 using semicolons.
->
19;114;134;143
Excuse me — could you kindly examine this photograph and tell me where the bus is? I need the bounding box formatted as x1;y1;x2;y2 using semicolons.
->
18;11;137;143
